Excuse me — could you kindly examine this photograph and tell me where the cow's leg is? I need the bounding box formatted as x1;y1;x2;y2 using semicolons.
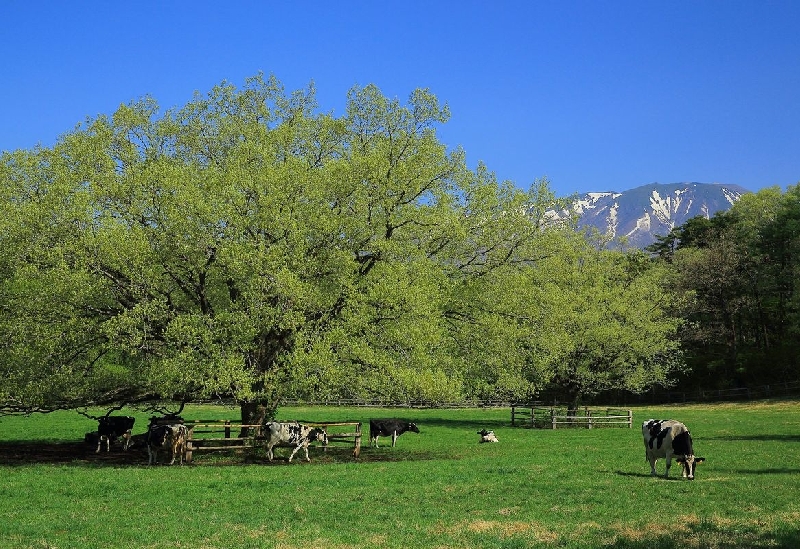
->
266;443;276;461
122;430;132;451
288;443;309;463
148;447;155;465
664;455;672;478
646;453;658;476
96;437;102;454
372;436;379;448
392;431;398;447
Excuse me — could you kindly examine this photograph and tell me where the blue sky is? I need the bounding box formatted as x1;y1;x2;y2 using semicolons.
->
2;2;798;198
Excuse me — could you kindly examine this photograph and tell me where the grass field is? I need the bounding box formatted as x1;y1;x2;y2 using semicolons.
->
0;400;798;548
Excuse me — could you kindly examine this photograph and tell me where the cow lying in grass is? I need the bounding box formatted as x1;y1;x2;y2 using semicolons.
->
262;422;328;463
478;429;499;443
369;419;420;448
146;424;188;465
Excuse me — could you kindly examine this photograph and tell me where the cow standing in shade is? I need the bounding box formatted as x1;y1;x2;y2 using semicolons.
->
95;416;136;453
642;419;705;480
146;424;188;465
369;419;420;448
262;422;328;463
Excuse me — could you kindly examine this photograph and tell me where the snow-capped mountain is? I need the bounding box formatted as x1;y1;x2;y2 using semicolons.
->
554;182;749;249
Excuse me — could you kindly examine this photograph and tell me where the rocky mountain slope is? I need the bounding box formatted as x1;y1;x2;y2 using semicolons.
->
553;182;749;248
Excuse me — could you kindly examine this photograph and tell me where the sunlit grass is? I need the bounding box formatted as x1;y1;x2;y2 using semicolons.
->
0;401;798;548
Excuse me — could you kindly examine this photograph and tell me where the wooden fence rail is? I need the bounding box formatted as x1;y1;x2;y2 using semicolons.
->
183;420;362;463
511;406;632;429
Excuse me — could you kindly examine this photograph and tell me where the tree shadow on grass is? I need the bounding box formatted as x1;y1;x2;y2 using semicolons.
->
0;440;149;467
0;440;441;467
704;434;800;443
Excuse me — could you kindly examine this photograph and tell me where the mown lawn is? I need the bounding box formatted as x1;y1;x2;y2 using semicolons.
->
0;401;798;548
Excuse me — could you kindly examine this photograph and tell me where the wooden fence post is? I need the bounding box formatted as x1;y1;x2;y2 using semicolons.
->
511;406;516;427
185;428;194;464
551;408;556;430
627;410;632;428
353;422;362;459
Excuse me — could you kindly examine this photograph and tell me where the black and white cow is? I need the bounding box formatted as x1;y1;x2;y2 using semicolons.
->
477;429;499;443
369;419;420;448
262;422;328;463
642;419;705;480
95;416;136;453
146;424;188;465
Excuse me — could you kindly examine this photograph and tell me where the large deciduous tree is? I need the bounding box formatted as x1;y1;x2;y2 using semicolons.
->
0;74;563;418
532;233;687;410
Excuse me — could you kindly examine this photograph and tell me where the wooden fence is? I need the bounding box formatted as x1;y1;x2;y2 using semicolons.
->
183;420;362;463
511;406;632;429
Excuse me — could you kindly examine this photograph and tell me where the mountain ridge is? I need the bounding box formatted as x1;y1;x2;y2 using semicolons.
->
554;182;749;248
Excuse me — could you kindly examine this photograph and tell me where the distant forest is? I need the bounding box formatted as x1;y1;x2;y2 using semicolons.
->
1;75;797;418
645;185;800;395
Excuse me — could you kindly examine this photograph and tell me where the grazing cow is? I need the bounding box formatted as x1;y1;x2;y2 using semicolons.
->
95;416;136;453
146;424;188;465
642;419;705;480
478;429;499;443
369;419;420;448
262;422;328;463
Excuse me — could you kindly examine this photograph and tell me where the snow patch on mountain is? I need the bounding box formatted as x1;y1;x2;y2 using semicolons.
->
549;182;749;249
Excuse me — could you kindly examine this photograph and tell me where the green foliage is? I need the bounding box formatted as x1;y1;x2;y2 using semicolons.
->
531;234;686;407
665;184;800;388
0;74;688;412
0;74;573;412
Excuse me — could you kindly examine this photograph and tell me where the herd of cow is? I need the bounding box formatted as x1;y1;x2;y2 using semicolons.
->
86;415;705;479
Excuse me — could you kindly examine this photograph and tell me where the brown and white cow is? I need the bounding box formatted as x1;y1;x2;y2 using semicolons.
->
642;419;705;480
146;424;188;465
262;422;328;463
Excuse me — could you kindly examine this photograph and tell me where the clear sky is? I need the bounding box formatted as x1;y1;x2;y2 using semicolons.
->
2;1;798;198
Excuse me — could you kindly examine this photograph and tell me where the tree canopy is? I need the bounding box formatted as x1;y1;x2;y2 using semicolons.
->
662;185;800;389
0;74;687;417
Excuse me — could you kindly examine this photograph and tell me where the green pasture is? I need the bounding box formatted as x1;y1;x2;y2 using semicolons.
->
0;401;798;548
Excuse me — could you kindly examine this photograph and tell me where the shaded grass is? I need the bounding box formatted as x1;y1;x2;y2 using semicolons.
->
0;401;798;548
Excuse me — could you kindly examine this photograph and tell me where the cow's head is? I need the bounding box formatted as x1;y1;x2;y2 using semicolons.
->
147;425;171;447
308;427;328;446
408;422;420;433
675;455;706;480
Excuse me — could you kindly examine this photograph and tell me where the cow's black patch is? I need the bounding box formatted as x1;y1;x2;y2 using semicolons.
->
97;416;136;442
654;426;671;449
671;430;693;456
646;422;671;450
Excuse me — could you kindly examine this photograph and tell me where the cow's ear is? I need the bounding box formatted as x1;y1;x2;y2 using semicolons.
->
695;457;706;463
675;457;686;463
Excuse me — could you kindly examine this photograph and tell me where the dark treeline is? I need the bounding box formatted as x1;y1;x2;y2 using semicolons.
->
647;184;800;393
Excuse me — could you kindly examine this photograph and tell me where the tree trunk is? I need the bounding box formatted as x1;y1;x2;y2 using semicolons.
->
239;401;278;438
